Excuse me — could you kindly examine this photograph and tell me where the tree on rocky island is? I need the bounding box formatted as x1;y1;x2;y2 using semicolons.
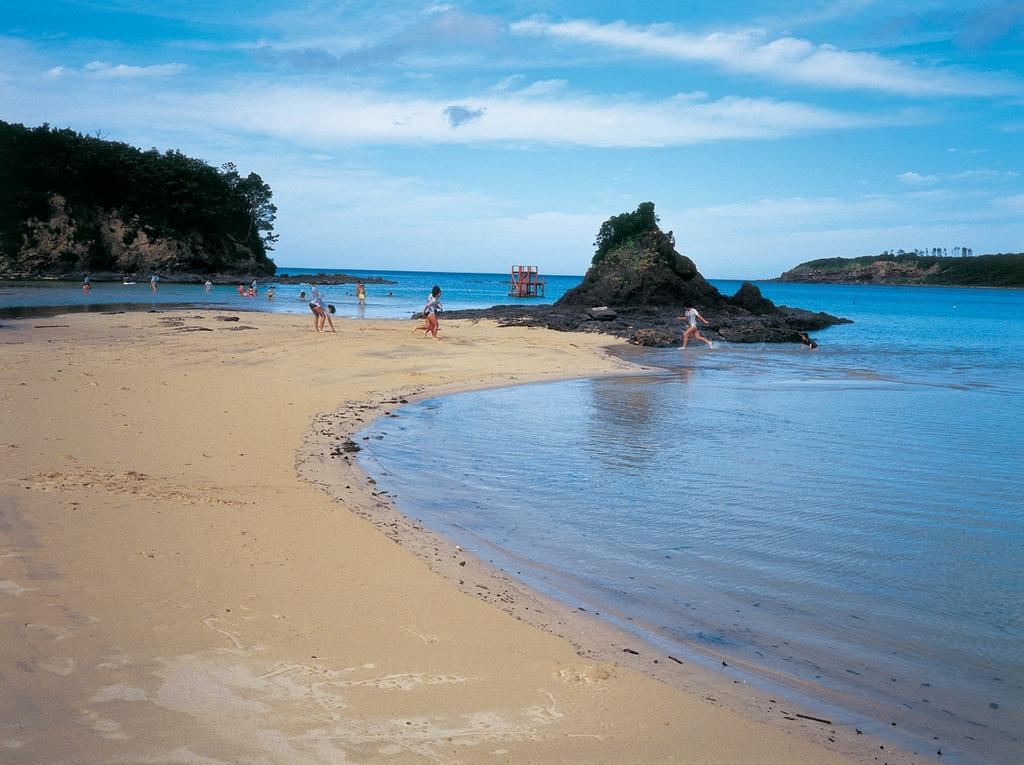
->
558;201;727;309
592;201;660;264
445;201;850;345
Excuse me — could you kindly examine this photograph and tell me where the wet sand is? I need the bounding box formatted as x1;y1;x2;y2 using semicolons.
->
0;309;921;763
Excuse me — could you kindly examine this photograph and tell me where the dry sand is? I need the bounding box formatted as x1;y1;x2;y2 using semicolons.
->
0;309;919;763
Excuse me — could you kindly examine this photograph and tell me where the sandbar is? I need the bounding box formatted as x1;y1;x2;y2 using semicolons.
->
0;310;918;763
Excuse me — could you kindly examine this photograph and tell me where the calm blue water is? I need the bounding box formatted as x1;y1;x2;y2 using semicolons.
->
0;268;584;319
356;283;1024;765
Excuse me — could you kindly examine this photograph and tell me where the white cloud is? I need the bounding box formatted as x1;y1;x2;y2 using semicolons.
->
993;194;1024;212
899;168;1018;185
949;169;1018;181
517;79;569;97
43;60;187;79
898;171;939;185
82;61;187;78
511;18;1022;98
193;85;883;148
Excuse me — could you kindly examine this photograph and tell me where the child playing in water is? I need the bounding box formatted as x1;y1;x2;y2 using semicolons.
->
413;285;443;340
677;306;713;349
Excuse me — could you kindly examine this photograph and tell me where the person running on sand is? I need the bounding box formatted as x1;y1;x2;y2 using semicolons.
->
799;332;818;351
678;306;713;348
413;285;443;340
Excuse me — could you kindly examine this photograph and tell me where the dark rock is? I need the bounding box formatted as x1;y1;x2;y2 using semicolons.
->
557;229;724;310
274;272;396;285
444;202;849;344
585;306;618;321
631;328;678;346
730;282;775;315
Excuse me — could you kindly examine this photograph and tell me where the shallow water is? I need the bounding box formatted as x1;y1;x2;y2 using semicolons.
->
358;283;1024;765
0;268;584;320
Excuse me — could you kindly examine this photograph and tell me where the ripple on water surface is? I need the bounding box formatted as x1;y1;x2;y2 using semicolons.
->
359;285;1024;764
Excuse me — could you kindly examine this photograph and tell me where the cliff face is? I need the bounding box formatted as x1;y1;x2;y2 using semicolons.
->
778;258;940;284
0;120;277;279
2;194;275;279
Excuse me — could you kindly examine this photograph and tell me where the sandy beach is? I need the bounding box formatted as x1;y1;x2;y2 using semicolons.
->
0;309;918;763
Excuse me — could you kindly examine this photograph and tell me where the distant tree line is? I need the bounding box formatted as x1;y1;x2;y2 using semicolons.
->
0;120;277;277
786;251;1024;287
878;246;974;258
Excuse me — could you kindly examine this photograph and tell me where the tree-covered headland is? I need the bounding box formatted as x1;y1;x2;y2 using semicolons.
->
778;251;1024;287
0;120;278;278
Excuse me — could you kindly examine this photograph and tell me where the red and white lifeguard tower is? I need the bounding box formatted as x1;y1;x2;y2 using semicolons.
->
509;265;545;297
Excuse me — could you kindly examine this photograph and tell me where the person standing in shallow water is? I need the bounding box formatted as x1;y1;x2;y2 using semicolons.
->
678;306;713;348
413;285;442;340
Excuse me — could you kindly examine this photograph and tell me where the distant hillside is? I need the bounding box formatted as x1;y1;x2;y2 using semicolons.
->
0;120;277;279
777;253;1024;287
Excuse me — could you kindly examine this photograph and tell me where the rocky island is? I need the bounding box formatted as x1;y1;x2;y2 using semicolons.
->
777;252;1024;287
447;202;849;345
275;272;397;285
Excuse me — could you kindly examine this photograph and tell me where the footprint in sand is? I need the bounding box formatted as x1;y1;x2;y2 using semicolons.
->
0;579;36;597
556;665;613;690
78;709;127;740
39;656;75;675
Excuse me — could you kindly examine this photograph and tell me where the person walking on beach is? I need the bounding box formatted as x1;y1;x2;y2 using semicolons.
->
413;285;443;340
150;274;159;293
678;306;713;349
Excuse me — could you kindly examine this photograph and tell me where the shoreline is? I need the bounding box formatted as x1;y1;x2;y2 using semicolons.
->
0;308;921;763
301;361;939;765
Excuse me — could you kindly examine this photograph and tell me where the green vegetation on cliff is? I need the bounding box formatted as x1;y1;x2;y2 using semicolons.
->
778;252;1024;287
0;120;277;278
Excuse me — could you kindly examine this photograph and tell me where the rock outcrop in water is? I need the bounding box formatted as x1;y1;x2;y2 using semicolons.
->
446;202;849;345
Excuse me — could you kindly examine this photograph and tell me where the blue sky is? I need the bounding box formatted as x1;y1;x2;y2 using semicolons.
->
2;1;1022;277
